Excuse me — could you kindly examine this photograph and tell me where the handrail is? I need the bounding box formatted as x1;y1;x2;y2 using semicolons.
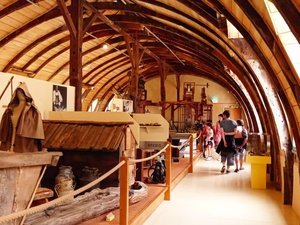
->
170;135;193;149
0;161;125;224
130;144;169;163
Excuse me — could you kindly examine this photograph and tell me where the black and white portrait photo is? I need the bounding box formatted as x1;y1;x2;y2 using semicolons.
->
52;85;67;111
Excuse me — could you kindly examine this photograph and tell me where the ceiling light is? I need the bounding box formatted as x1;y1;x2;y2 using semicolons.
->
102;44;109;49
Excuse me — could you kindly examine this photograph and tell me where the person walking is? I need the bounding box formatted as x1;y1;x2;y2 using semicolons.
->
214;113;223;147
204;122;214;160
234;119;248;172
217;110;237;173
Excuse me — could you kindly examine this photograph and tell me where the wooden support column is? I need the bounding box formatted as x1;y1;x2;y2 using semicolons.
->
160;61;168;117
171;105;175;122
120;156;129;225
176;73;181;101
164;143;171;200
70;0;83;111
57;0;83;111
127;37;141;112
189;135;194;173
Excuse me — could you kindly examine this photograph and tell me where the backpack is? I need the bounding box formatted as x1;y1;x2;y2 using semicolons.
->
150;159;166;184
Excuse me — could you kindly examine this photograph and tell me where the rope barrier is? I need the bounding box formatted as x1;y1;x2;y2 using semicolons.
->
194;133;201;140
170;135;194;149
0;161;125;224
170;139;189;149
130;144;170;164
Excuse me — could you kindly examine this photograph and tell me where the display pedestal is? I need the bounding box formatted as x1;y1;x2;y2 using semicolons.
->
246;155;271;189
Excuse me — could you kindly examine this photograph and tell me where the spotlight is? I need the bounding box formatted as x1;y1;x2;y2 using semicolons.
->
102;44;109;50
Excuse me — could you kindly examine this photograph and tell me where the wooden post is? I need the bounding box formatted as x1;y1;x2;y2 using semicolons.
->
189;134;194;173
57;0;84;111
136;148;142;181
69;0;83;111
164;143;171;200
160;62;166;103
171;104;174;122
176;73;180;101
120;156;129;225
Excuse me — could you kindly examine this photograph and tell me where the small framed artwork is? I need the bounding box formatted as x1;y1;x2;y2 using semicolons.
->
123;100;133;113
52;85;67;111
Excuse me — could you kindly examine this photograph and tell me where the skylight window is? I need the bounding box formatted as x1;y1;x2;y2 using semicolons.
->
265;0;300;77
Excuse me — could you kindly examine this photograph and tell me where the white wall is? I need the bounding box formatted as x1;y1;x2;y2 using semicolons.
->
0;72;75;119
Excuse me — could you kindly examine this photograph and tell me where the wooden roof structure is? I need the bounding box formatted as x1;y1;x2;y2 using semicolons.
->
43;120;130;151
0;0;300;204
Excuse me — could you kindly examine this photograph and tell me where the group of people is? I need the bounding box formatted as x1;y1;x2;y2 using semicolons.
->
195;110;248;173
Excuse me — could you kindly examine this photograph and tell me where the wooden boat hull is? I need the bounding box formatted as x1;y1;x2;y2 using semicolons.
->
0;151;62;225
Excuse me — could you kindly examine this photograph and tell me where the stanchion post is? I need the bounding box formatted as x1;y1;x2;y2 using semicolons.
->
164;143;171;200
189;134;194;173
120;156;129;225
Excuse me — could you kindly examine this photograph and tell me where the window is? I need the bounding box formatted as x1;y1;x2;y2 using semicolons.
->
265;0;300;77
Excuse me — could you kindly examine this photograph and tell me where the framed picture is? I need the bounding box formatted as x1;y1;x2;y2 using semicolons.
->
123;100;133;113
52;85;67;111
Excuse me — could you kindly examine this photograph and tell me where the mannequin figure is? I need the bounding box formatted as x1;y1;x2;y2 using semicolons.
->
10;89;26;152
0;83;44;152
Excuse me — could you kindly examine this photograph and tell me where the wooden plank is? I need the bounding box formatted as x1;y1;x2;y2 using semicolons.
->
0;152;62;168
102;126;118;149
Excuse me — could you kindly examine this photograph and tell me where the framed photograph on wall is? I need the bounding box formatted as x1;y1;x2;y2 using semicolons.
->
123;100;133;113
53;85;67;111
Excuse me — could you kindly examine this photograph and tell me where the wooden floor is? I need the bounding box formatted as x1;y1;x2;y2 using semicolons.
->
79;152;200;225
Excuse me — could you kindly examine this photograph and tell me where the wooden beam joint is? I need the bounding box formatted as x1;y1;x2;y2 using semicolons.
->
56;0;77;38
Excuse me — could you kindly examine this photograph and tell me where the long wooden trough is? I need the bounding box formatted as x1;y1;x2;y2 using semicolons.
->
0;151;62;225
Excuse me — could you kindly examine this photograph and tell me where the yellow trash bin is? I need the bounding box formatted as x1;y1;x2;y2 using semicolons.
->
246;155;271;189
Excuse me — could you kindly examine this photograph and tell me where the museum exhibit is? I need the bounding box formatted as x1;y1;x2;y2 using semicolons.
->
0;0;299;225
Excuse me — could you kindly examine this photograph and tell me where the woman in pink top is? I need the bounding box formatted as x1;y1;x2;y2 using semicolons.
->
214;114;223;147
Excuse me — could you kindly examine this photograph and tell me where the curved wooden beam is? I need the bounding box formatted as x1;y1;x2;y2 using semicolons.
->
0;7;60;48
0;0;32;20
3;26;66;72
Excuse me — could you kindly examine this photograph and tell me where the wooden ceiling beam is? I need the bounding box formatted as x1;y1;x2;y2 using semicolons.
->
3;26;66;72
178;0;218;26
91;60;131;86
86;68;131;110
0;7;60;48
83;12;98;34
22;35;70;71
83;56;130;84
84;56;153;86
83;1;177;72
0;0;35;20
234;0;299;88
211;0;300;195
56;0;76;38
2;5;213;75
